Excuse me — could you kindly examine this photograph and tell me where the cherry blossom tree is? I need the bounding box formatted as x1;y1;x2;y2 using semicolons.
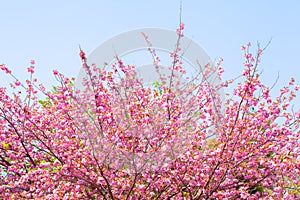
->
0;24;300;199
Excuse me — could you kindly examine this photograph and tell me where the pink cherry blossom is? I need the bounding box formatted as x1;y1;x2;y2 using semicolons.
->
0;28;299;199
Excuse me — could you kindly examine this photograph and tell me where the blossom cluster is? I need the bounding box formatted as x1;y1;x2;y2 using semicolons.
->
0;26;299;199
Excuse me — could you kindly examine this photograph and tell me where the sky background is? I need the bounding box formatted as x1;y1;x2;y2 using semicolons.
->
1;0;300;107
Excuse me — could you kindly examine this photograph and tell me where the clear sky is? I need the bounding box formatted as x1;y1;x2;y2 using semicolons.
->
1;1;300;106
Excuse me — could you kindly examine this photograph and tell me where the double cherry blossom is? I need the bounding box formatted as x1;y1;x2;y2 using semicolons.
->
0;25;299;199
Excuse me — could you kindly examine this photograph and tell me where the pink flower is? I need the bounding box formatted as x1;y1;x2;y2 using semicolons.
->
15;80;21;86
0;64;11;74
179;22;184;30
257;49;263;55
244;62;253;67
27;66;34;74
244;53;252;59
289;77;295;85
53;70;58;75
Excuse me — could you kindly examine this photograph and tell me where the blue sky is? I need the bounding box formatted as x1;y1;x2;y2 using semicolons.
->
1;1;300;104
